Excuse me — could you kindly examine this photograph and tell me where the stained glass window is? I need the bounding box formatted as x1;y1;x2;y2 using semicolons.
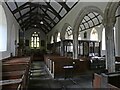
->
31;32;40;49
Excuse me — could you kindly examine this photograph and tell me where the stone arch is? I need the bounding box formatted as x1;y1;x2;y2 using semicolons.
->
73;6;103;35
104;1;120;26
72;6;104;59
60;23;72;40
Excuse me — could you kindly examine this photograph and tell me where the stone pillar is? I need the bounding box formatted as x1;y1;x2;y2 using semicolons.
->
105;24;115;73
73;32;78;59
117;8;120;56
60;39;64;56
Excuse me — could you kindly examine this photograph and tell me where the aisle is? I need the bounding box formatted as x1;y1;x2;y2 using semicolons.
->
28;61;93;89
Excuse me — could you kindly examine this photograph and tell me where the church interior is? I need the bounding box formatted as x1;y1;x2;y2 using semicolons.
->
0;0;120;89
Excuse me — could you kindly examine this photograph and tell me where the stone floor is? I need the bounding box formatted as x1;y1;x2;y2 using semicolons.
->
28;61;93;89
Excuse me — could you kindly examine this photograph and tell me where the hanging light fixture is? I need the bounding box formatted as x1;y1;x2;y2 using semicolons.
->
40;21;43;24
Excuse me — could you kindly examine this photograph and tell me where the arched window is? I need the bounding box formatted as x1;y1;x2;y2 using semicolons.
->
90;28;98;41
65;26;73;39
31;32;40;49
57;32;61;42
102;28;106;50
78;33;81;40
0;5;7;51
51;36;54;44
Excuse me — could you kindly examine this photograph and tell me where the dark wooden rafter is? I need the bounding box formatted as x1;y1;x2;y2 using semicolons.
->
22;17;49;33
37;15;52;28
27;26;47;34
25;22;48;34
21;13;53;29
40;7;56;25
45;2;62;20
28;2;49;9
20;15;36;27
17;7;36;21
5;2;18;23
13;2;29;14
23;12;46;19
5;1;78;34
57;1;70;12
14;1;23;22
27;2;60;19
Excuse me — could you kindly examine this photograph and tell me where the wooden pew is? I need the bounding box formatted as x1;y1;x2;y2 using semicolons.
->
73;59;89;75
0;79;22;90
2;71;25;90
44;55;90;78
93;72;120;89
115;57;120;71
2;57;31;90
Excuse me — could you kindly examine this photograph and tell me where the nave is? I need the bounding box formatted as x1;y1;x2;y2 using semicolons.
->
28;61;92;89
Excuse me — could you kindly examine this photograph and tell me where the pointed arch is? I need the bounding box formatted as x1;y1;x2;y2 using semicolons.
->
60;23;72;40
65;25;73;39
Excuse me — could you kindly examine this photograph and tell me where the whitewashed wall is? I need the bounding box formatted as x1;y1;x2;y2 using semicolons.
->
47;2;108;56
0;2;21;60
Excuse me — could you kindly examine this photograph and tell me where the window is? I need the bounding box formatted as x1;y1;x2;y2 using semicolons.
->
102;27;115;51
31;32;40;49
78;32;81;40
65;26;73;39
90;28;98;41
102;28;106;50
51;36;54;44
0;5;7;51
57;32;61;42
